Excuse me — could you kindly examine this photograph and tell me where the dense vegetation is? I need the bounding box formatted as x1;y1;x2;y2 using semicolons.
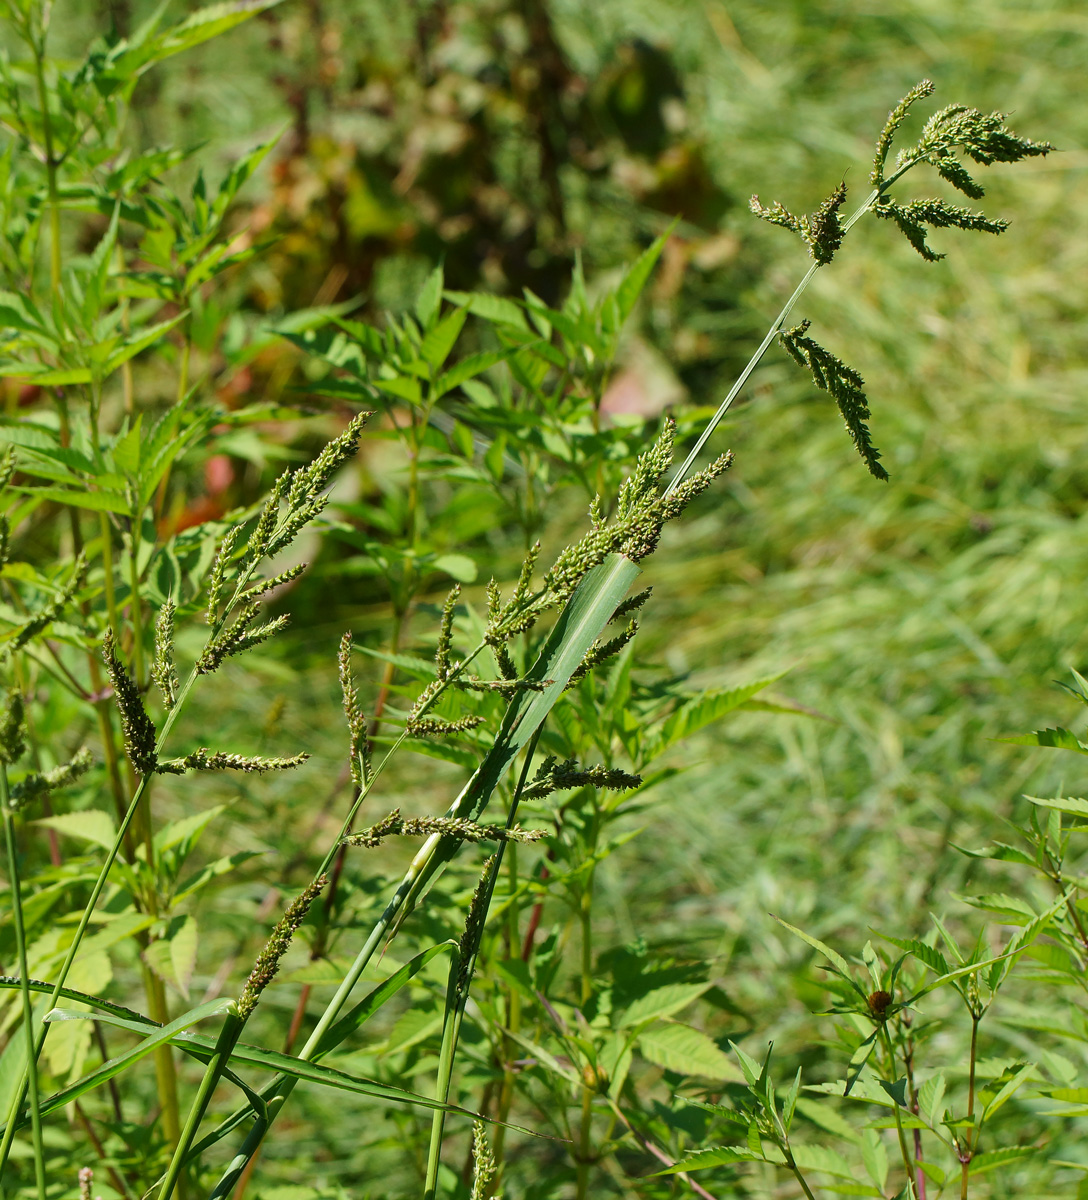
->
0;2;1086;1198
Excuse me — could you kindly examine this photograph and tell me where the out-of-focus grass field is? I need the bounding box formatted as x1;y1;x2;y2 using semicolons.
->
59;1;1087;1193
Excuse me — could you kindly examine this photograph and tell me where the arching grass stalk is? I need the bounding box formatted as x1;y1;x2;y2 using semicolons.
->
203;554;644;1197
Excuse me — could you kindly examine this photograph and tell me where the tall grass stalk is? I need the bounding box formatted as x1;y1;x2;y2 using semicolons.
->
1;764;45;1200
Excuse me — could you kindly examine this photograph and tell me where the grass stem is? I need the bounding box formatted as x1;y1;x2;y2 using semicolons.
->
2;766;46;1200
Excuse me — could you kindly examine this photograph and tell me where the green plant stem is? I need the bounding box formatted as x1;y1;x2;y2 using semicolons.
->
1;767;46;1200
960;1015;979;1200
879;1027;917;1199
29;22;60;297
782;1148;819;1200
157;1012;245;1200
422;737;540;1200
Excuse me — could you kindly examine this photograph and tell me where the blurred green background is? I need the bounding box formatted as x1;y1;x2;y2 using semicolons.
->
29;0;1088;1192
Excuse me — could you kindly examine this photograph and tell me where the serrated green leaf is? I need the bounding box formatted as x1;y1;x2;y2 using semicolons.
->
618;982;711;1028
638;1022;739;1080
652;1145;764;1175
33;810;116;852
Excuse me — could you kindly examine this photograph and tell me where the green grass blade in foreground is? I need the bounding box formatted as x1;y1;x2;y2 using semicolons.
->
36;1007;521;1124
204;553;640;1197
0;999;233;1132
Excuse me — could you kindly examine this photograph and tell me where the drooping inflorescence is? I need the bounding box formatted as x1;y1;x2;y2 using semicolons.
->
779;320;886;481
102;628;158;775
749;181;848;265
7;747;94;812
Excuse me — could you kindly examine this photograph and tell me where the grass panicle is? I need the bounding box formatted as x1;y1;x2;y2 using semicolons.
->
344;809;545;849
871;78;935;185
237;874;328;1019
8;746;93;811
524;756;642;801
338;631;371;789
779;320;887;480
155;748;309;775
151;598;178;710
101;628;158;776
3;553;87;659
749;180;848;264
0;691;27;765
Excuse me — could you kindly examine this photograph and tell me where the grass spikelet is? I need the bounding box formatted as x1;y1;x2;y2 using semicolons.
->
338;632;370;788
436;584;460;681
4;554;87;658
8;747;94;811
155;748;309;775
237;875;327;1019
407;715;486;737
470;1122;500;1200
567;620;638;687
0;692;26;766
197;604;289;674
102;628;158;775
344;809;544;849
205;526;241;625
780;320;887;480
524;756;642;800
151;599;178;710
871;78;935;185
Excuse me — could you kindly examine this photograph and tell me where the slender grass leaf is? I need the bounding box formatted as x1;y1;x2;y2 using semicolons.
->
315;943;455;1057
771;915;853;977
638;1023;740;1081
616;227;673;323
7;998;233;1129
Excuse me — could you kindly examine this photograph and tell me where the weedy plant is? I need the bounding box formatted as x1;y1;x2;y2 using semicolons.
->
0;5;1058;1196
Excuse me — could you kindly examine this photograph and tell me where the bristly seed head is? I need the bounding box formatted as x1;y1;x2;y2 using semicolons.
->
151;599;179;710
102;628;158;776
156;748;309;775
237;874;327;1019
3;553;87;661
344;808;545;850
0;691;26;766
338;631;371;789
8;746;94;812
779;320;887;481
